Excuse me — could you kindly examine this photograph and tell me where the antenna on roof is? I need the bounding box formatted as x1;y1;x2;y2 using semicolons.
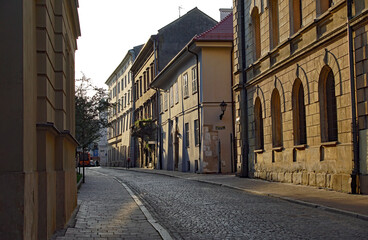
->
179;6;183;17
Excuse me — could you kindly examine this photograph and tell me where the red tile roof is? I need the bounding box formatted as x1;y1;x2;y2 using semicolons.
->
194;12;233;41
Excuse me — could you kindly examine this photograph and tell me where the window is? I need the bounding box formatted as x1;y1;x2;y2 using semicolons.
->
194;119;199;146
170;85;174;107
185;123;190;147
319;66;338;142
254;97;264;149
251;7;261;60
125;75;127;88
128;90;130;105
183;73;189;97
160;93;163;113
319;0;332;15
270;0;279;49
151;65;154;82
164;92;168;111
139;78;142;97
292;79;307;145
147;68;150;85
121;117;124;133
122;97;124;109
127;112;130;131
113;86;116;97
271;89;283;147
291;0;302;34
143;73;147;92
192;67;197;93
118;99;121;113
118;81;121;94
175;82;179;104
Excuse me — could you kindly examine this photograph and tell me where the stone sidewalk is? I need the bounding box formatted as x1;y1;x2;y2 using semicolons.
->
52;169;162;240
126;168;368;220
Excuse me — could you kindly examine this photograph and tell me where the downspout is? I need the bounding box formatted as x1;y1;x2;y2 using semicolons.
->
187;45;202;173
131;70;136;167
239;0;249;177
230;45;237;173
153;87;162;169
347;0;360;193
153;37;160;169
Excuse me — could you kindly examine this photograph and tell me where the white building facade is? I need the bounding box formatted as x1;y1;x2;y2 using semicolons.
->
106;45;143;167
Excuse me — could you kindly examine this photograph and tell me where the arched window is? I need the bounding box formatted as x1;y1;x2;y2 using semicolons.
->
318;0;333;15
319;66;338;142
254;97;264;149
290;0;302;34
292;79;307;145
270;0;279;49
251;7;261;60
271;89;283;147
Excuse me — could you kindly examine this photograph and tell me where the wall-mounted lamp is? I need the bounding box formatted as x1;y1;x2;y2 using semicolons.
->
219;101;227;120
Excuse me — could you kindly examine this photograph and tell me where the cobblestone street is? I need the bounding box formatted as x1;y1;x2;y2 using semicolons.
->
55;167;368;239
53;169;162;240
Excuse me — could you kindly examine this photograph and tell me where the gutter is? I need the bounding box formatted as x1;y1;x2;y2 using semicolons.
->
187;45;202;173
347;0;360;193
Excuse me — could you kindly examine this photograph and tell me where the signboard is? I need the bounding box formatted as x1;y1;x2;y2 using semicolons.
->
93;149;99;157
215;126;226;130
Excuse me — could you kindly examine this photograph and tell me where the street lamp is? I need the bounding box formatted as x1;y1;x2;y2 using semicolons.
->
219;101;227;120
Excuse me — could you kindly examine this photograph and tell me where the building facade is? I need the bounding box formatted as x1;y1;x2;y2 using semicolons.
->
151;13;234;173
233;0;368;193
131;8;218;169
0;0;81;239
106;45;142;167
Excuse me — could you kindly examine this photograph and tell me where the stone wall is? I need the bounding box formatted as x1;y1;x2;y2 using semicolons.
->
234;0;359;193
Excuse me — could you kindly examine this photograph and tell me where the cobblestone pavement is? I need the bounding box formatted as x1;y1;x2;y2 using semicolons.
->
53;169;162;240
95;167;368;240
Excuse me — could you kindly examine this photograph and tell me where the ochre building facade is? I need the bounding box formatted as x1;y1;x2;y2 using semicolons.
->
233;0;368;193
0;0;80;239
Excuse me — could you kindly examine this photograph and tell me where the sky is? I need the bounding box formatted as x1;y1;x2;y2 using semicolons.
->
75;0;233;89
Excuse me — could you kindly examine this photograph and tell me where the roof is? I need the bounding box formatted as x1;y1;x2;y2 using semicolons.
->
194;12;233;41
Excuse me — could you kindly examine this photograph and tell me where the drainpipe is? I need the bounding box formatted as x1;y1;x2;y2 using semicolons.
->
230;45;237;173
153;87;162;169
130;70;136;167
187;45;202;173
153;37;160;169
239;0;249;177
347;0;360;194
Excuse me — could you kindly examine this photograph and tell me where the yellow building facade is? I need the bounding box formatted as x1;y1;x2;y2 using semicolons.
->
0;0;80;239
233;0;368;193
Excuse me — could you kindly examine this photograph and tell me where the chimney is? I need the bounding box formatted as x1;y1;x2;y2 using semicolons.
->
220;8;232;20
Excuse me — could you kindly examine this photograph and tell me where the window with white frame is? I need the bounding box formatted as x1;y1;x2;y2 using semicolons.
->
192;67;197;93
183;73;189;97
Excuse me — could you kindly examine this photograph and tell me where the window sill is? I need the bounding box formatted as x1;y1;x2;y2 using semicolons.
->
192;90;198;95
294;144;307;150
184;95;189;99
254;149;264;153
321;141;338;147
272;146;283;152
